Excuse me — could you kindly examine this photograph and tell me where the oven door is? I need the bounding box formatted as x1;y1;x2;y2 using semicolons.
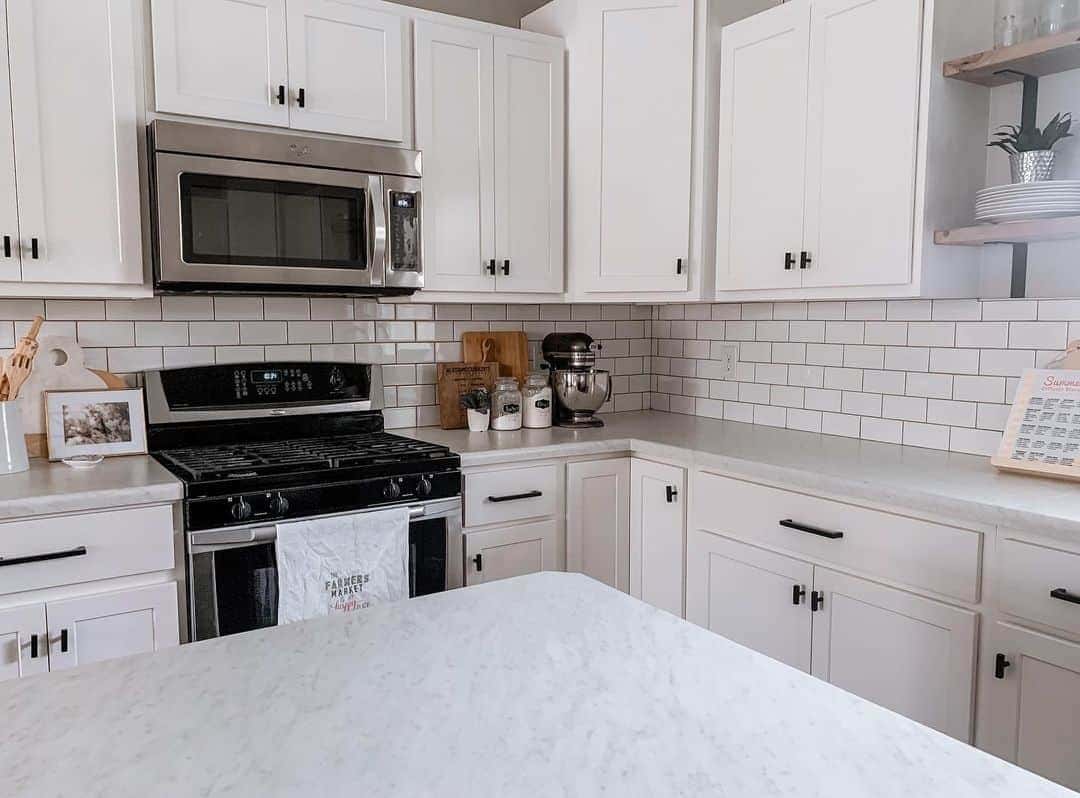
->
186;498;462;642
153;152;387;291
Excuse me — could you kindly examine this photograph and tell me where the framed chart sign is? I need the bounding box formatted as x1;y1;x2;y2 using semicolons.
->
992;369;1080;481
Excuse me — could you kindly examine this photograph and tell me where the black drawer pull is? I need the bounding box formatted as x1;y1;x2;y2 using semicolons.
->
276;84;286;105
486;259;496;276
1051;588;1080;606
676;257;684;275
60;628;69;654
29;633;38;659
0;546;87;568
487;491;543;504
297;87;306;108
779;520;843;540
2;235;10;258
30;237;39;259
502;259;510;276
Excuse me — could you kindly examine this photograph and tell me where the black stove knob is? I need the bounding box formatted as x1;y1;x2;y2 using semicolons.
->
383;481;402;501
416;476;433;497
230;497;253;522
268;493;290;516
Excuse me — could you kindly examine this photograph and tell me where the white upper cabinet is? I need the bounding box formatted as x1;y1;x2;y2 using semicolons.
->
0;0;20;283
151;0;290;127
415;21;564;296
415;21;497;294
527;0;694;298
151;0;406;141
716;1;809;292
800;0;922;289
286;0;405;140
492;36;565;294
6;0;143;285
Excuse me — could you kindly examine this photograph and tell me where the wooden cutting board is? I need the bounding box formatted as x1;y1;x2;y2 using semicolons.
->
436;362;499;430
462;331;530;384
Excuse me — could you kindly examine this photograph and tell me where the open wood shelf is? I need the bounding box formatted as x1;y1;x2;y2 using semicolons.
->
935;214;1080;246
944;29;1080;86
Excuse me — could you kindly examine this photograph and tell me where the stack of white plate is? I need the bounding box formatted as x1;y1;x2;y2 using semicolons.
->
975;180;1080;223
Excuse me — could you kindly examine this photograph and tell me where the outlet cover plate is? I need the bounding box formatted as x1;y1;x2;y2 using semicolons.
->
714;344;738;379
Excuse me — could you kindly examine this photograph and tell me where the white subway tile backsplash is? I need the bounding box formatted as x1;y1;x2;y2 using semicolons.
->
238;322;287;346
861;417;902;444
806;343;844;366
825;367;863;391
864;322;907;346
46;300;105;320
805;388;842;412
949;427;1000;456
773;302;808;320
106;299;161;321
905;372;953;399
310;298;355;320
287;321;333;344
903;422;950;450
789;321;826;343
953;375;1005;403
983;299;1037;321
825;321;864;344
883;395;926;422
77;321;135;348
886;300;931;321
842;391;883;417
263;297;311;320
927;399;977;428
863;370;906;396
1008;321;1068;350
163;346;215;368
189;322;240;346
844;301;886;321
786;408;822;433
956;322;1009;349
135;322;190;347
931;300;981;321
821;412;861;438
107;347;163;372
163;297;214;321
216;346;265;364
929;348;980;375
979;349;1035;377
884;346;929;372
213;297;263;320
843;345;884;370
907;322;955;348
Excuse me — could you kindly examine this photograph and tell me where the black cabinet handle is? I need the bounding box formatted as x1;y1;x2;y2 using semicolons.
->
60;628;69;654
779;519;843;540
501;259;510;276
472;553;482;572
666;485;678;503
994;653;1011;680
487;490;543;504
0;546;87;568
486;259;496;276
676;257;684;275
276;84;286;105
1051;588;1080;606
784;252;795;270
800;250;812;270
297;87;306;108
30;238;39;259
792;584;806;606
29;633;38;659
810;591;824;612
2;235;10;258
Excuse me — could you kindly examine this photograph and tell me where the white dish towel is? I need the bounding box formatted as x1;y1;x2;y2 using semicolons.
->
275;507;410;625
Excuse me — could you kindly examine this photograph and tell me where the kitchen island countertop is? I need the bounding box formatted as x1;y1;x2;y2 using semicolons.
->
1;572;1072;797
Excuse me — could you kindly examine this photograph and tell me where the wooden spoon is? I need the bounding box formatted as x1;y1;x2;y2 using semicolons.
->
4;315;44;401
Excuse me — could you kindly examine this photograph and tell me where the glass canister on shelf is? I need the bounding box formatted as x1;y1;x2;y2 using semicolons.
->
996;0;1036;46
491;377;523;431
523;372;553;429
1039;0;1080;35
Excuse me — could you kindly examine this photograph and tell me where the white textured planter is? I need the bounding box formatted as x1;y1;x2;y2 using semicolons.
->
466;409;490;433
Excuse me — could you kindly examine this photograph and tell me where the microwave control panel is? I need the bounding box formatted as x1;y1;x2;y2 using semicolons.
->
388;191;420;272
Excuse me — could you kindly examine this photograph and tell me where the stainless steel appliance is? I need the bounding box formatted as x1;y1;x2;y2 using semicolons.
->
146;362;461;642
148;120;423;296
541;332;612;428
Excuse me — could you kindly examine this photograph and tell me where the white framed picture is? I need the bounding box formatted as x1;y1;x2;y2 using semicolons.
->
44;389;148;460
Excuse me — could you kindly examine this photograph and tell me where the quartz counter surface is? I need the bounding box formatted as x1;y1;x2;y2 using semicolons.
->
1;572;1071;798
0;456;182;521
404;410;1080;538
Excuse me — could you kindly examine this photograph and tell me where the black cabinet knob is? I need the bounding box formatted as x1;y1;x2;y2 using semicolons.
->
473;553;483;572
810;591;824;612
30;238;39;260
784;252;795;270
666;485;678;503
792;585;806;606
501;259;510;276
297;87;306;108
994;653;1011;680
2;235;10;258
29;633;38;659
800;250;812;270
276;84;286;105
60;628;69;654
486;259;496;276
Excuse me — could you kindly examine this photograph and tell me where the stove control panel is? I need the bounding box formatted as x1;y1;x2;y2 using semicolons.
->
160;362;371;410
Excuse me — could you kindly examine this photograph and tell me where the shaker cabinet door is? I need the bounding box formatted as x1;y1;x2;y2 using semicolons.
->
0;603;48;682
493;35;564;294
800;0;921;289
286;0;405;141
629;459;685;616
566;459;631;593
810;568;976;742
6;0;143;285
715;0;809;292
414;21;496;293
464;520;558;587
45;583;180;672
151;0;290;127
0;0;21;282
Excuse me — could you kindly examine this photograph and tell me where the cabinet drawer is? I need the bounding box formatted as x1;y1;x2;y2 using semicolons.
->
465;465;558;527
999;537;1080;636
0;505;175;596
692;472;981;602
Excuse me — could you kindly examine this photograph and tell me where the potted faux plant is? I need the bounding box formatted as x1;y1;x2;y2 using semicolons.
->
988;112;1073;183
460;387;491;432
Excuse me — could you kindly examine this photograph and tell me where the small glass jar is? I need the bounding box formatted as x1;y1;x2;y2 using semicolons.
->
1039;0;1080;35
491;377;523;431
523;373;553;429
996;0;1037;46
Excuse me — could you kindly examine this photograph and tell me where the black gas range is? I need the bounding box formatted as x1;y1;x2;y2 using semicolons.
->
146;362;463;641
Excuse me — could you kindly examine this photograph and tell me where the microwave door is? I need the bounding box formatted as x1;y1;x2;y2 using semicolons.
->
154;152;380;291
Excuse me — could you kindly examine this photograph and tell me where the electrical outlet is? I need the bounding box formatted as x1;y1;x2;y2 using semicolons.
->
714;344;738;379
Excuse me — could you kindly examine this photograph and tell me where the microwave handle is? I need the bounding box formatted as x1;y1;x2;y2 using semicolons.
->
368;176;388;285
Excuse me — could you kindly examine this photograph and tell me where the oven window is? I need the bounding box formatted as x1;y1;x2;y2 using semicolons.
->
179;173;367;270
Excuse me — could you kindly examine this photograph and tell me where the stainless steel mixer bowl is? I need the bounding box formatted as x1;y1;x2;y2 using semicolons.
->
552;369;612;412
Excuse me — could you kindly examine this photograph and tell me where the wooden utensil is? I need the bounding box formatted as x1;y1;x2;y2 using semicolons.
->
462;331;530;384
0;315;43;401
436;362;499;430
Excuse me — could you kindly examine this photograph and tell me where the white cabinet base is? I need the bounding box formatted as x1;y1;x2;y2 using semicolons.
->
629;458;685;616
0;603;48;681
465;520;558;586
566;459;631;592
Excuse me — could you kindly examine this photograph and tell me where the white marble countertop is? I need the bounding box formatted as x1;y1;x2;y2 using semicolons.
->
404;411;1080;539
0;456;182;521
1;573;1070;797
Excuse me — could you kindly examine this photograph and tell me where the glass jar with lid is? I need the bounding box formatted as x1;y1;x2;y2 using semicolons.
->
523;372;553;429
1039;0;1080;35
996;0;1036;46
491;377;523;431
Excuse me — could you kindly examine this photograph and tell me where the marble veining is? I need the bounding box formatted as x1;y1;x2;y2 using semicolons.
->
1;573;1070;797
404;411;1080;541
0;456;182;522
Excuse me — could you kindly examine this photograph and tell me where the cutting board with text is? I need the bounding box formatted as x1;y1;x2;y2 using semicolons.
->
462;331;530;384
436;362;499;430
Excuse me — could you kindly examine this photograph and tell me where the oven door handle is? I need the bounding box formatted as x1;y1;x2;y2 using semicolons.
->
191;505;433;547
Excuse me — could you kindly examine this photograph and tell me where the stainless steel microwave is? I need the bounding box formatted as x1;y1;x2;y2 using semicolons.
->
148;120;423;296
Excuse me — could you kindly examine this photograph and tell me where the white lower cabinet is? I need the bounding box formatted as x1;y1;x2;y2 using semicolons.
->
0;602;48;681
566;459;631;592
464;519;558;586
629;459;685;616
686;530;976;741
986;622;1080;792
